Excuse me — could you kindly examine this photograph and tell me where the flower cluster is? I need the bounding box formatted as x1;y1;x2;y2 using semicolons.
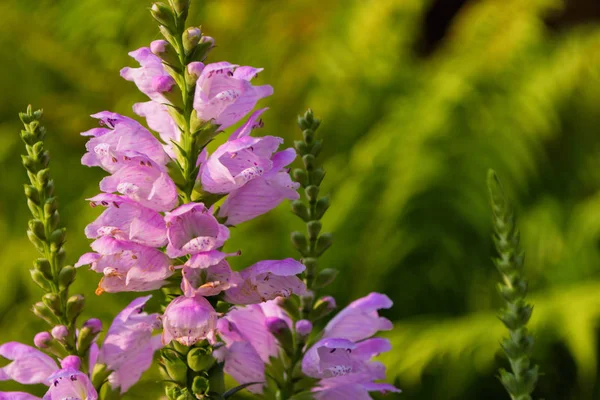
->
0;296;160;399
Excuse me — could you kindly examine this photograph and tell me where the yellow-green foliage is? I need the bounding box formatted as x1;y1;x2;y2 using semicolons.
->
1;0;600;399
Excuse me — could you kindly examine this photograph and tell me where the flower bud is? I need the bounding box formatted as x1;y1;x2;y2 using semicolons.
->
34;331;53;349
91;364;110;390
33;302;56;324
83;318;103;334
42;293;62;316
162;294;218;346
172;0;190;14
291;200;310;222
302;154;315;171
30;269;52;291
183;27;202;55
314;196;330;219
292;169;308;187
191;376;210;397
60;355;81;370
190;36;215;62
265;317;293;354
161;350;188;384
295;320;313;338
315;233;333;256
150;3;175;29
33;258;52;278
314;268;338;289
49;228;66;248
186;62;205;83
307;220;322;240
151;39;179;66
291;231;308;253
58;266;76;291
66;294;85;322
51;325;69;341
305;185;319;203
310;296;337;321
28;219;46;241
311;167;325;186
187;347;215;372
24;184;40;203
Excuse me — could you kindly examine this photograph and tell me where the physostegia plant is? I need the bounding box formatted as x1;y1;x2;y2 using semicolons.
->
0;1;399;399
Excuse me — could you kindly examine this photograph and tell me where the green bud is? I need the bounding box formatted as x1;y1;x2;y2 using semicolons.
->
24;184;40;203
291;231;308;253
292;169;308;186
28;219;46;240
191;376;210;396
46;210;60;231
279;296;301;320
309;296;336;321
27;229;45;252
66;294;85;322
56;248;67;268
297;115;311;131
151;40;180;67
302;129;313;144
161;350;188;384
91;364;111;390
189;36;215;62
34;258;53;279
302;154;315;171
58;266;76;291
77;326;99;354
310;140;323;157
150;3;175;29
303;257;318;276
305;185;319;203
42;293;62;315
21;155;36;172
33;301;57;324
44;198;58;215
311;168;325;187
314;196;330;219
37;169;50;186
49;228;66;248
291;200;310;222
307;220;322;240
36;150;50;168
314;268;338;288
194;123;220;148
315;233;333;256
183;27;202;55
172;0;190;14
294;140;308;155
30;269;52;291
187;348;216;372
20;130;37;146
27;199;40;218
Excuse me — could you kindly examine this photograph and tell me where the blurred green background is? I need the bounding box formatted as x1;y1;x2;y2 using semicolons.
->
2;0;600;398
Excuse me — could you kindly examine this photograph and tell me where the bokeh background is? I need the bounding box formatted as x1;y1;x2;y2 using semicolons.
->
1;0;600;398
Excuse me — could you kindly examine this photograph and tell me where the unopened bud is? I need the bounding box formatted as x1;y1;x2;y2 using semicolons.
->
292;169;308;186
314;196;330;219
83;318;103;334
34;258;53;278
42;293;62;316
66;294;85;322
183;27;202;55
315;233;333;256
49;228;66;248
190;36;215;62
161;350;188;384
150;40;179;66
24;185;40;203
58;266;75;291
314;268;338;289
33;302;56;324
28;219;46;241
291;200;310;222
311;168;325;186
191;376;210;396
34;331;52;349
310;296;337;321
291;231;308;253
60;355;81;370
91;364;110;390
187;348;215;372
30;269;52;291
302;154;315;171
307;220;322;240
150;3;175;29
295;320;313;338
265;317;293;354
51;325;69;341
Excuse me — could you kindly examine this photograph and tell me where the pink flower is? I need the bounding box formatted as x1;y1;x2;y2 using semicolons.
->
44;369;97;400
99;158;178;212
120;46;175;102
100;296;162;393
165;203;230;258
218;148;299;225
193;62;273;130
200;108;284;194
301;293;399;399
223;259;306;305
81;111;169;172
179;250;240;297
75;237;172;294
0;342;57;385
85;194;167;248
162;294;218;346
133;101;181;159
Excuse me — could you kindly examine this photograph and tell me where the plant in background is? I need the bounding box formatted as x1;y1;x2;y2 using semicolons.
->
488;170;539;400
0;1;398;399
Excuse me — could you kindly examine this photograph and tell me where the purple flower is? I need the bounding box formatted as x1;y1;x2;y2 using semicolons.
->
60;356;81;371
33;332;52;349
223;259;306;305
193;62;273;130
165;203;230;258
0;392;41;400
162;294;218;346
82;319;103;335
218;148;299;225
301;293;399;399
215;300;288;393
43;369;97;400
99;158;178;212
179;250;240;297
296;320;313;337
85;194;167;247
200;108;284;194
75;237;172;294
0;342;57;385
120;46;175;102
133;101;181;159
50;326;68;341
100;296;162;393
81;112;169;172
